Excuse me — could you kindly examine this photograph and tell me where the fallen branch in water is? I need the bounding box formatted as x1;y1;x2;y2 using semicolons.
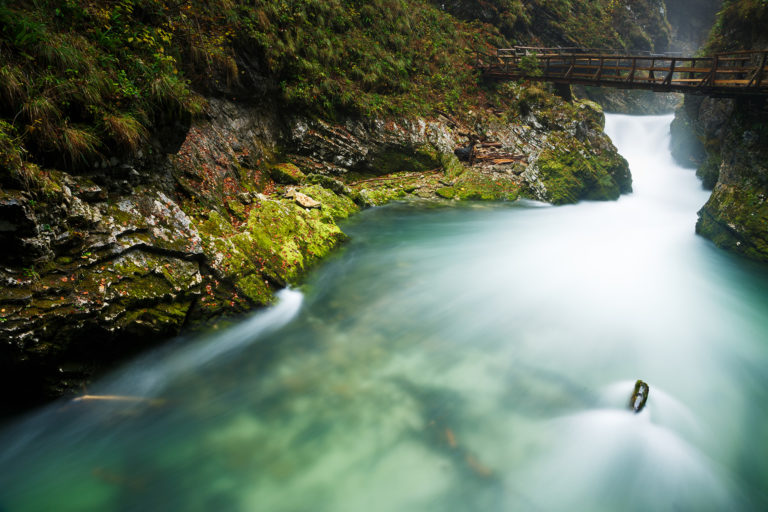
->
71;394;166;406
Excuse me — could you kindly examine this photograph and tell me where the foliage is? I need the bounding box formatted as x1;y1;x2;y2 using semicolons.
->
518;55;543;77
440;0;671;51
0;0;665;175
704;0;768;51
0;0;235;170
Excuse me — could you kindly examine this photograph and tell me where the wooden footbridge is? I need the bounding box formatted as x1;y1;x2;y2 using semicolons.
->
478;47;768;97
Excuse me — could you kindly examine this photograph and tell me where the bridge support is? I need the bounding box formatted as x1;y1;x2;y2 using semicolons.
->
553;83;573;102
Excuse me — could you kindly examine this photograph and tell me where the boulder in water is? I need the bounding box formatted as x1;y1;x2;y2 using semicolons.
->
629;379;649;413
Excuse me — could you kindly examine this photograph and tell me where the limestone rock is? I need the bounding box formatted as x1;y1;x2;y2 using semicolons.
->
294;191;321;209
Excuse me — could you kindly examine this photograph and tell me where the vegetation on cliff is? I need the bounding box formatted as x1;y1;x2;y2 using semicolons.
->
704;0;768;50
0;0;677;182
0;0;647;409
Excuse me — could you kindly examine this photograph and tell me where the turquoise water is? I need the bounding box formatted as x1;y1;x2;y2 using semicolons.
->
1;114;768;511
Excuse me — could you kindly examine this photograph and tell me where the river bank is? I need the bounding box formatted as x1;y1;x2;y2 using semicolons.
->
0;87;633;413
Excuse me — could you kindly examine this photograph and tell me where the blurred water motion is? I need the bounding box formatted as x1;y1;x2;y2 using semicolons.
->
1;114;768;511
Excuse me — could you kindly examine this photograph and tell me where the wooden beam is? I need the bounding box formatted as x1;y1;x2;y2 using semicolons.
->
748;53;767;88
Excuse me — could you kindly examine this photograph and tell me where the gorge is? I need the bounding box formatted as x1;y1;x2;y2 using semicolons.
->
1;113;767;511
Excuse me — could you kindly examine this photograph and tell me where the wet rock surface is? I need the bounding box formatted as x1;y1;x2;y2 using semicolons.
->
672;96;768;262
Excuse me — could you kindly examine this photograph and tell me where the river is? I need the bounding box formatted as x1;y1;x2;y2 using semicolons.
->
1;114;768;511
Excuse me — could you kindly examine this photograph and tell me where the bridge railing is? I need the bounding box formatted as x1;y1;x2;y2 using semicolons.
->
476;46;768;95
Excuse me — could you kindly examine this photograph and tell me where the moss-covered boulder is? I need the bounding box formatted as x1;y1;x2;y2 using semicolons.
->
270;163;306;185
697;183;768;261
198;188;354;305
530;135;631;205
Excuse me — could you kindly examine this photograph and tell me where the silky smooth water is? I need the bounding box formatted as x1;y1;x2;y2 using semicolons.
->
2;114;768;511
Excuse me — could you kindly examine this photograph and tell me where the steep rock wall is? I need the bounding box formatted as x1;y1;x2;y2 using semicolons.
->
670;0;768;262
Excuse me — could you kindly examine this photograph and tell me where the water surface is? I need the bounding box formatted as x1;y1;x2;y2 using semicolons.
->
1;114;768;511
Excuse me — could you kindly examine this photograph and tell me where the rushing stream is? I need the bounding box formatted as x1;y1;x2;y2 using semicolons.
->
2;114;768;511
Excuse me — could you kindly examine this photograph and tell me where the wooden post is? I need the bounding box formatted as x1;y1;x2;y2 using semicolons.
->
593;56;605;80
708;55;719;86
663;58;676;86
565;55;575;79
627;57;637;83
747;52;767;88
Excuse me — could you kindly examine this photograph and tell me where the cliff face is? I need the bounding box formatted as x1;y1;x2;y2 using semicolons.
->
665;0;722;52
0;0;643;411
671;0;768;262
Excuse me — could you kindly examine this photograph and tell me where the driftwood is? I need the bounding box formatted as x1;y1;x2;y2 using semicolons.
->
71;394;166;406
473;154;527;164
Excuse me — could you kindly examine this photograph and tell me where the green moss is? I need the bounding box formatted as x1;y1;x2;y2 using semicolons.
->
359;187;408;206
536;140;629;205
114;300;192;331
575;99;605;130
196;191;350;307
453;173;521;201
299;185;359;220
244;199;347;282
235;273;274;305
536;127;632;204
367;146;441;176
270;163;306;185
226;199;247;221
436;187;457;199
441;153;466;179
697;184;768;261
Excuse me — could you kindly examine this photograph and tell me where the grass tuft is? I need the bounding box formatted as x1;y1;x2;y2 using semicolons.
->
103;113;147;152
0;66;26;109
56;123;99;165
22;95;61;128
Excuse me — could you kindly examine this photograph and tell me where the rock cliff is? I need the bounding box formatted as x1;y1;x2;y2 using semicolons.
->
670;0;768;262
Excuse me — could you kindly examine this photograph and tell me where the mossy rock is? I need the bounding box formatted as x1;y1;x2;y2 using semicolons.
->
441;153;466;179
365;145;441;175
535;139;630;205
453;172;521;201
197;193;349;309
359;187;407;206
435;187;457;199
696;156;721;190
696;183;768;262
270;163;306;185
299;184;359;220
